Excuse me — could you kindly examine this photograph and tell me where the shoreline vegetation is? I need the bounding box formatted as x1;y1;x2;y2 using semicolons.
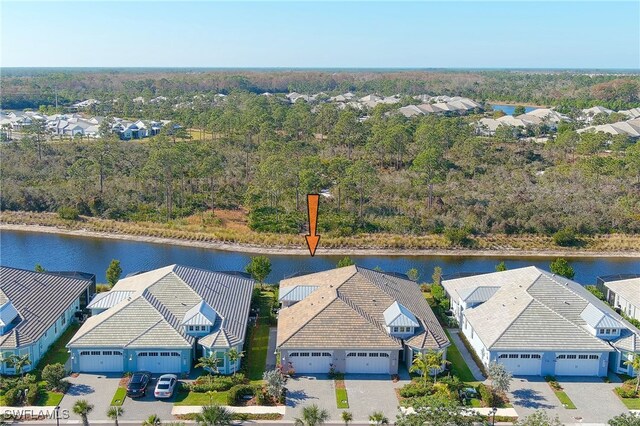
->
2;211;639;258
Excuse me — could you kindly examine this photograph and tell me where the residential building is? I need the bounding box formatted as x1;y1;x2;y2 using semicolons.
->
67;265;254;375
0;267;95;375
276;266;449;375
604;277;640;322
443;267;640;377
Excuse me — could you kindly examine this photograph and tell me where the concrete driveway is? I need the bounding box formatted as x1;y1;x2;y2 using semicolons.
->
284;374;337;421
345;373;409;421
557;376;628;424
119;376;175;421
509;376;629;424
59;373;120;421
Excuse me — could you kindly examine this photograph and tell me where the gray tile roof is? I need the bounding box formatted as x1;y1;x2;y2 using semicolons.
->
604;278;640;309
0;266;92;348
87;291;134;310
448;267;640;352
68;265;254;350
277;266;448;351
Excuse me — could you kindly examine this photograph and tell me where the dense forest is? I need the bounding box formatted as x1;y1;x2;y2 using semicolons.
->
1;84;639;241
2;69;640;111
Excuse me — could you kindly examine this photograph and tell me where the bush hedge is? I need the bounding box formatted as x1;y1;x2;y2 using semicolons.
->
477;383;495;407
226;384;255;406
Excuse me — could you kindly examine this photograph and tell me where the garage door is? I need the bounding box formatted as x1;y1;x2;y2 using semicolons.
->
288;351;332;374
555;354;600;376
79;350;124;372
497;353;542;376
136;351;182;373
346;352;391;374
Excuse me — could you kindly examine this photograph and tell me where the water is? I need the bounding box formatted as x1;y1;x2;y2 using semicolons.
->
491;104;537;115
1;230;638;284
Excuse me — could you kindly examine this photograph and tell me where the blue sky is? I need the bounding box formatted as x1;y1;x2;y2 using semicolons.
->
2;1;639;69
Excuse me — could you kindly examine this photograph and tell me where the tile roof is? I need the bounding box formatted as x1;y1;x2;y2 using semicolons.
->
277;266;448;350
445;266;640;352
87;291;134;310
604;278;640;309
68;265;254;350
0;267;92;348
279;285;319;302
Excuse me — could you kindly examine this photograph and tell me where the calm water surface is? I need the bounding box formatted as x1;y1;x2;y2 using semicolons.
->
1;230;638;284
491;104;537;115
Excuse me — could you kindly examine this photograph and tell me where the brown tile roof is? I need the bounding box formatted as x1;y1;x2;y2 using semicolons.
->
277;266;449;350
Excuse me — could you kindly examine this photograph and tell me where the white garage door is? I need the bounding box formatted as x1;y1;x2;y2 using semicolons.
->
346;352;391;374
288;351;333;374
555;354;600;376
137;351;182;373
79;350;124;372
497;353;542;376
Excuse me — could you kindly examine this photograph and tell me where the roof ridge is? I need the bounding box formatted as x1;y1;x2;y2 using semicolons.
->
485;297;535;349
124;318;165;347
338;291;401;344
278;287;340;347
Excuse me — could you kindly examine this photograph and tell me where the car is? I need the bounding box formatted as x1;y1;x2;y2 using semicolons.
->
126;371;152;398
154;374;178;399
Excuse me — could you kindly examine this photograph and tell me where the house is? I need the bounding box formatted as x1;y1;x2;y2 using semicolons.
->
0;267;95;375
443;267;640;377
276;266;449;375
604;277;640;322
67;265;254;375
577;119;640;138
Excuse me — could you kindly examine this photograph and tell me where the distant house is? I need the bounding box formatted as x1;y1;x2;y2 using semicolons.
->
68;265;254;374
277;266;449;375
577;118;640;138
443;267;640;377
0;267;95;375
604;277;640;322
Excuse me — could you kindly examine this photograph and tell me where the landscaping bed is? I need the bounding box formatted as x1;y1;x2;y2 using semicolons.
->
443;329;477;382
613;378;640;409
545;376;576;409
333;374;349;409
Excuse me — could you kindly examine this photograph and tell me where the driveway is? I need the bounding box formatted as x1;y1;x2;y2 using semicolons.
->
119;376;175;421
284;374;337;421
509;376;629;424
557;376;628;424
59;373;120;421
345;373;409;421
285;370;410;422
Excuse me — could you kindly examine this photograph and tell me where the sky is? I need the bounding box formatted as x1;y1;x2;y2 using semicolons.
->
1;1;639;69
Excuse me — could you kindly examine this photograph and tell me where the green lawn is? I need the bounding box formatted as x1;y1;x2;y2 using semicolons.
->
110;387;127;406
443;329;476;382
39;391;64;406
174;389;229;406
336;388;349;409
244;290;273;381
36;323;81;369
553;390;576;409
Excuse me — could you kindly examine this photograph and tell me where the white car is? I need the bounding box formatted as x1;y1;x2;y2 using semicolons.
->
154;374;178;399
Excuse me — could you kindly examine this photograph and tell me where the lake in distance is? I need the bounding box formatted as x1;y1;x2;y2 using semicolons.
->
1;230;638;285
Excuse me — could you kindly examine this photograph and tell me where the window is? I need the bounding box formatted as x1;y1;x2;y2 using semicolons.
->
299;352;309;357
60;313;66;326
508;354;518;359
80;351;90;356
520;354;531;359
392;327;398;333
566;354;577;359
290;353;299;357
322;353;332;357
498;354;508;359
138;352;148;357
531;354;541;359
347;352;356;357
369;353;379;357
103;351;113;356
311;352;321;357
188;325;194;331
90;351;100;355
380;353;389;358
171;352;180;357
357;353;367;357
588;355;599;360
148;352;159;357
194;325;200;331
161;352;171;357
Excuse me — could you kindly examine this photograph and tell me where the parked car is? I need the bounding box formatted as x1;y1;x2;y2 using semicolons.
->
154;374;178;399
126;371;152;398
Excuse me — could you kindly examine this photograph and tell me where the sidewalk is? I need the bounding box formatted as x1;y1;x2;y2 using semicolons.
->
172;405;286;415
400;406;517;417
447;328;485;381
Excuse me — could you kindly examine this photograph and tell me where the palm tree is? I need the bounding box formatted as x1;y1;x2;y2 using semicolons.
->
196;352;220;384
227;348;244;376
341;411;353;426
142;414;161;426
410;350;449;384
368;411;389;425
73;400;94;426
294;404;330;426
106;407;123;426
624;355;640;393
195;405;233;426
7;354;31;377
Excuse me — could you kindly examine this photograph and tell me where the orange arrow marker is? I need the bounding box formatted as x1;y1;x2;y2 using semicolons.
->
305;194;321;256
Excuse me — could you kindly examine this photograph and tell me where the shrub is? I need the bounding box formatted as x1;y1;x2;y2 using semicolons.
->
255;388;268;405
226;384;255;405
477;383;495;407
42;363;66;391
3;387;21;406
552;228;580;247
58;206;80;221
26;383;40;405
399;381;433;398
444;227;472;247
615;386;638;398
